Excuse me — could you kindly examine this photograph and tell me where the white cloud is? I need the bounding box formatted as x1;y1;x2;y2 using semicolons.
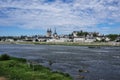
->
0;0;120;34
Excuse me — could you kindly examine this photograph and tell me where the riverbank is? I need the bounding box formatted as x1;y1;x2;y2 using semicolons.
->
34;42;120;46
0;54;72;80
0;41;120;46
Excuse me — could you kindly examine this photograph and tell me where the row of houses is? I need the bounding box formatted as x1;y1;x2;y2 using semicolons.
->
0;29;120;43
46;29;111;42
0;35;114;43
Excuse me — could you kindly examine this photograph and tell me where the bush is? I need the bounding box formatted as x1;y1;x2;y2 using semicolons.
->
0;54;10;61
11;57;26;62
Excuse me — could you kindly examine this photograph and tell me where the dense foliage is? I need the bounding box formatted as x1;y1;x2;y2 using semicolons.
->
77;30;88;37
107;34;120;41
76;30;98;37
0;54;10;61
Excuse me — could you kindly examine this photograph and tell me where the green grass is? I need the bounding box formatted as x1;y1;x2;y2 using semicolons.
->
0;41;120;46
0;55;72;80
16;42;120;47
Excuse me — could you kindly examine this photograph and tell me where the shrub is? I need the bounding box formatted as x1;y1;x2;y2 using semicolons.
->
0;54;10;61
11;57;26;62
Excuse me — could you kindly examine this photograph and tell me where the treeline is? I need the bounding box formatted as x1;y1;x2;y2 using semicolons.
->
0;36;27;41
106;34;120;41
76;31;98;37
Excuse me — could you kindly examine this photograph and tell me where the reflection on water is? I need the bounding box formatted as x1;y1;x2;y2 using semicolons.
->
0;44;120;80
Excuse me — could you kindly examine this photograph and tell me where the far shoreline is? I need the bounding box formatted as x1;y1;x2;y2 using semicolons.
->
0;41;120;47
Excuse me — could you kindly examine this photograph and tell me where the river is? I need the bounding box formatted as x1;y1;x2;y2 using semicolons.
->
0;44;120;80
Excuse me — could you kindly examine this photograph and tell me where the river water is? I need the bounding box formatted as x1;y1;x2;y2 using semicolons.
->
0;44;120;80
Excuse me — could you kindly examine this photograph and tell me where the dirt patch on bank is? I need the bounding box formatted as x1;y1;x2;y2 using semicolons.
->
0;77;8;80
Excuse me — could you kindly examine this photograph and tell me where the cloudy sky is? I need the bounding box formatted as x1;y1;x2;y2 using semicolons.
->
0;0;120;36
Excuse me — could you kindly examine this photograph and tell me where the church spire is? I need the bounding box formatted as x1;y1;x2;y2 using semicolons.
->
50;28;52;32
54;27;57;34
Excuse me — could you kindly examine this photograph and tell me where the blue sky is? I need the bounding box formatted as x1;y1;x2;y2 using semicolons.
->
0;0;120;36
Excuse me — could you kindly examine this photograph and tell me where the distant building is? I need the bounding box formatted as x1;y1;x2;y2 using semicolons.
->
96;36;110;42
115;37;120;42
96;37;102;41
37;36;51;42
73;31;78;37
73;37;85;42
105;37;110;42
5;39;14;42
46;28;52;37
85;38;96;42
53;28;59;39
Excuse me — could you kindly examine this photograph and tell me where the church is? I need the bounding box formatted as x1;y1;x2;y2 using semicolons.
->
46;28;59;39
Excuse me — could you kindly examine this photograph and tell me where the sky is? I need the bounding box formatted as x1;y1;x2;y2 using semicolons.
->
0;0;120;36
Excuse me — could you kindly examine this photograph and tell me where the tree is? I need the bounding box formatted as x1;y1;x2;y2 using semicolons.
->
77;30;88;37
107;34;118;41
93;32;98;37
0;54;10;61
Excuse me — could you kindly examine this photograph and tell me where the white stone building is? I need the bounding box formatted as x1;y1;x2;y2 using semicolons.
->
73;37;85;42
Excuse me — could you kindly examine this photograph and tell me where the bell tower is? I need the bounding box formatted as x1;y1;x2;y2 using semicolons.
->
46;28;52;37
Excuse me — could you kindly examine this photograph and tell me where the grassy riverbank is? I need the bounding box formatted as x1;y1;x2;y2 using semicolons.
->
0;41;120;46
16;41;120;46
0;54;72;80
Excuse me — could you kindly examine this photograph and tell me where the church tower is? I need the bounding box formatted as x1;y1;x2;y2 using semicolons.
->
46;28;52;37
53;28;59;39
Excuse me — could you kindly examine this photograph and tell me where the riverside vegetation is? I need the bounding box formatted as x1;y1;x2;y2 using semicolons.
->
6;41;118;46
0;54;72;80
